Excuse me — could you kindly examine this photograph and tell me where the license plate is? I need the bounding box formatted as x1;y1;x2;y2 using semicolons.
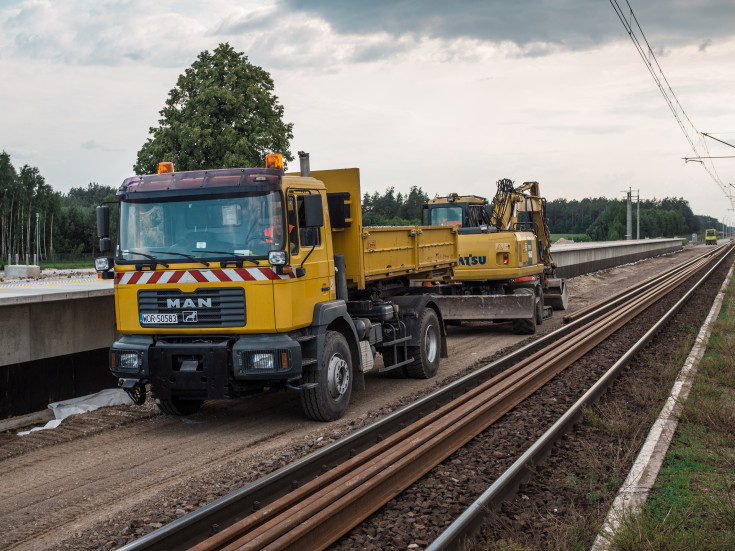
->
140;313;178;324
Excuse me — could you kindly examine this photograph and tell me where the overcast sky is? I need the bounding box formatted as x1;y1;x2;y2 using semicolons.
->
2;0;734;222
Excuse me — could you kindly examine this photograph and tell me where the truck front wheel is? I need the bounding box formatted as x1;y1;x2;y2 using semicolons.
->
301;331;353;421
406;308;440;379
157;396;204;416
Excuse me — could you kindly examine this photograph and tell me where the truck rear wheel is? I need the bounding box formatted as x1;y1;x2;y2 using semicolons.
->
301;331;353;421
406;309;440;379
157;396;204;416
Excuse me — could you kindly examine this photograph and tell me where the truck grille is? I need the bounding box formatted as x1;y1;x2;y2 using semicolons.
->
138;288;246;328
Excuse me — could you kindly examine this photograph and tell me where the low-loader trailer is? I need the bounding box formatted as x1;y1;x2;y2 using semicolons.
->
95;153;457;421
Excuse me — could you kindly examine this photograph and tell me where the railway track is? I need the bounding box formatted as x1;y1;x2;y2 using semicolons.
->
119;244;733;551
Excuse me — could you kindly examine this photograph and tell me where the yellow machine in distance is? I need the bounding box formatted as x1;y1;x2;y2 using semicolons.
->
422;179;568;334
705;228;717;245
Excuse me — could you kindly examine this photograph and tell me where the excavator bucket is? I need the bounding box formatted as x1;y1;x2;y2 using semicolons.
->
545;278;568;310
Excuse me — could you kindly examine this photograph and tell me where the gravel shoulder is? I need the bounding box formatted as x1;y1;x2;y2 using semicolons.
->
0;246;708;550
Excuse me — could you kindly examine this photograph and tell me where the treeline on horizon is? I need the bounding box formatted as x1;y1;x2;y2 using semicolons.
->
0;149;722;264
363;187;721;240
0;151;116;263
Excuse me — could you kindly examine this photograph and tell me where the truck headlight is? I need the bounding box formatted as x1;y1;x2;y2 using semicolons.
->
113;351;142;372
251;353;274;370
268;251;288;265
95;256;112;271
236;347;293;376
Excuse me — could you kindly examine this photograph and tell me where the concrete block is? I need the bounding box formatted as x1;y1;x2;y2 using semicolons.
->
5;265;41;278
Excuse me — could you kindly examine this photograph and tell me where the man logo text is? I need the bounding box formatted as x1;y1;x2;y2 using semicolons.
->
166;298;212;309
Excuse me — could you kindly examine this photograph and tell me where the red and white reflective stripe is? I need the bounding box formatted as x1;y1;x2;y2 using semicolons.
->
115;268;295;284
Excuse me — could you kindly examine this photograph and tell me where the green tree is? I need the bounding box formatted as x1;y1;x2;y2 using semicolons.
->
587;202;627;241
0;151;20;261
52;183;117;255
399;186;430;221
361;185;429;226
66;182;117;208
134;43;294;175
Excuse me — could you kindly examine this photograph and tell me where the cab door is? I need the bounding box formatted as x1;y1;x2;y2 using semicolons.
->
274;190;335;331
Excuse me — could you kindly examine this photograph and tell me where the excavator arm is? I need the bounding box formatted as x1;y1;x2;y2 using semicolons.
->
490;179;555;270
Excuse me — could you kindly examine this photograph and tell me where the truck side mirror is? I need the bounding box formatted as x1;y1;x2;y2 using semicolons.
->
96;205;110;238
99;237;111;254
302;194;324;228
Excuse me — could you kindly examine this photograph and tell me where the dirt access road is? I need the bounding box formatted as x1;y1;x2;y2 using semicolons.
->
0;245;709;550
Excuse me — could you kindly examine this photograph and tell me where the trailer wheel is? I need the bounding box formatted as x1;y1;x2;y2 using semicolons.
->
301;331;353;421
406;308;440;379
157;397;203;416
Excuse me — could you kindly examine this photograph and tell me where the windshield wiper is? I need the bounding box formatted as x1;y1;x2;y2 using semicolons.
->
149;250;210;267
123;250;169;269
194;250;260;265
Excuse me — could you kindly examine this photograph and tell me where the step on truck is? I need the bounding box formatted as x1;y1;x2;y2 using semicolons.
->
95;153;458;421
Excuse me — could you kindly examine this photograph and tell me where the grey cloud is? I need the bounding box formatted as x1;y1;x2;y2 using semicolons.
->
213;9;277;35
1;1;204;68
281;0;735;54
350;40;415;63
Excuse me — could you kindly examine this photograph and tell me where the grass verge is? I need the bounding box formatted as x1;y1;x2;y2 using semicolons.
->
611;276;735;550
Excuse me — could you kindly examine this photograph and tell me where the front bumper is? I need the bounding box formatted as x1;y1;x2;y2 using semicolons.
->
109;333;304;400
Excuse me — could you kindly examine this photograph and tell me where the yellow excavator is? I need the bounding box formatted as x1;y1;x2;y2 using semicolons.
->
421;178;567;334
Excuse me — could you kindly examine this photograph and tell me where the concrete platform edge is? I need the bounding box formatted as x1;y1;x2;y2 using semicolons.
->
590;261;735;550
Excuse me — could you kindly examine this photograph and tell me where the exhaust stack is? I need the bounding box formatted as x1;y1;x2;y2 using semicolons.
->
298;151;310;177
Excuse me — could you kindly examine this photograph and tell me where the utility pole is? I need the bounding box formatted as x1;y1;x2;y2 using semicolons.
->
635;189;640;239
622;188;632;240
35;213;39;266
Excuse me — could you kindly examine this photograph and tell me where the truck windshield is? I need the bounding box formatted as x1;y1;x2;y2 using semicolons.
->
117;191;285;263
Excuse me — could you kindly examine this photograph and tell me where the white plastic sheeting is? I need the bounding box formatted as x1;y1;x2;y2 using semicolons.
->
18;388;132;436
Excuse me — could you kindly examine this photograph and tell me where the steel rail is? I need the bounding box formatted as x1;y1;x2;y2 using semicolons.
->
117;247;727;551
428;242;734;550
184;247;730;550
563;246;720;324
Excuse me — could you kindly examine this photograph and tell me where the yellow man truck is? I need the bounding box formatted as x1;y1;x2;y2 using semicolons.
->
421;179;567;334
95;153;457;421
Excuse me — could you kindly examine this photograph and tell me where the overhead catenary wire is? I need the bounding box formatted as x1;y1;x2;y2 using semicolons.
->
608;0;734;213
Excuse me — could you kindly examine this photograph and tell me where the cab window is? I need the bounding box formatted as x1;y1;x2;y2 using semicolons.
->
287;195;299;253
297;195;322;247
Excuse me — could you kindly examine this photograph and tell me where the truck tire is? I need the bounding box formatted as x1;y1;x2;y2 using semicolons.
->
535;292;544;326
157;397;204;416
301;330;353;421
406;308;440;379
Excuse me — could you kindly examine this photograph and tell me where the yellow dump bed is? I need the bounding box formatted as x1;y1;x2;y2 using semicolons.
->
311;168;457;290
